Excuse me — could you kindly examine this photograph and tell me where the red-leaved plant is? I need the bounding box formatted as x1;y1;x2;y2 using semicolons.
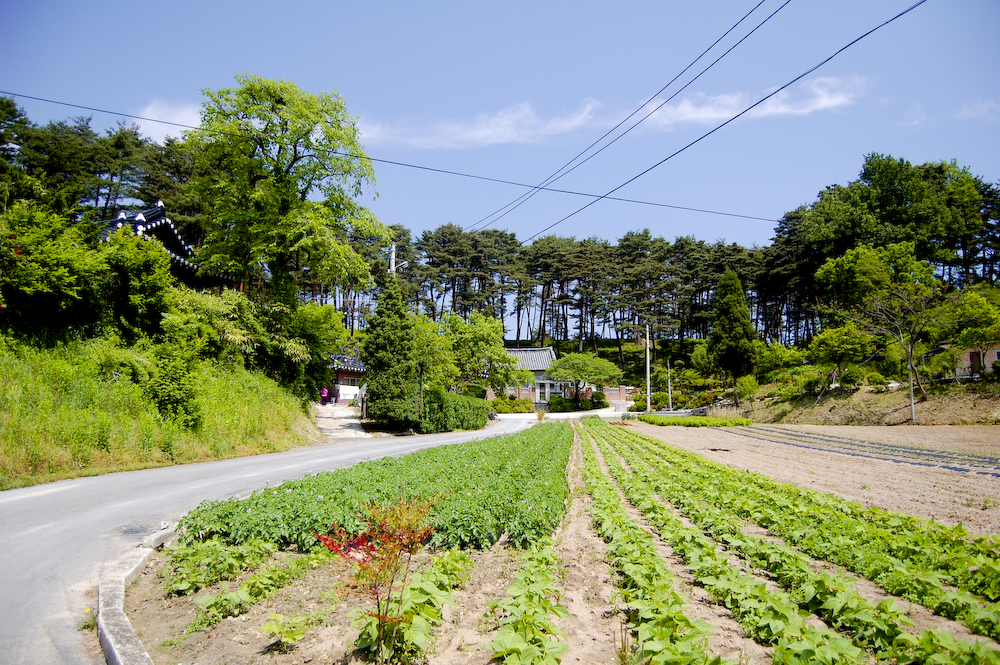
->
315;497;435;663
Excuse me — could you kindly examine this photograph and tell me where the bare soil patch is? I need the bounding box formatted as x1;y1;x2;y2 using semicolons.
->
118;422;999;664
631;421;1000;536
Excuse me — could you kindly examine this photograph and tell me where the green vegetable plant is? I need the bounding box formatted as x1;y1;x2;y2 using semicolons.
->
486;542;570;665
581;417;1000;662
260;612;316;651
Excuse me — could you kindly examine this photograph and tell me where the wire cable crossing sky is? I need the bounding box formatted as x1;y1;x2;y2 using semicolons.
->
1;0;996;248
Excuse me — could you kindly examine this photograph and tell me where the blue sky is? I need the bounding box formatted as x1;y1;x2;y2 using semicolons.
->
2;0;998;249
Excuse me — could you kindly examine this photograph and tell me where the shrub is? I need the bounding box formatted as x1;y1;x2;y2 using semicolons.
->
736;375;760;401
866;371;886;387
628;391;673;412
147;346;201;429
489;397;535;414
590;391;609;408
839;366;865;388
547;395;575;413
462;383;487;400
417;390;488;433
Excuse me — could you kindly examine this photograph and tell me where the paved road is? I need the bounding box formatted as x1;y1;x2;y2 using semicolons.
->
0;415;532;665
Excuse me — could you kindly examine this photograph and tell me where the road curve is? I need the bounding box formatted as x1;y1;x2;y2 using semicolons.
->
0;416;532;665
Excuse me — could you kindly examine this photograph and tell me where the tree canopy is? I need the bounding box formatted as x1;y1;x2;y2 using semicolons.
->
186;74;391;304
707;269;757;405
547;352;623;408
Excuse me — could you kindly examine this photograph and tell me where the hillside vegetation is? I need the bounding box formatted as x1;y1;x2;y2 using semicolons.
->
0;338;320;490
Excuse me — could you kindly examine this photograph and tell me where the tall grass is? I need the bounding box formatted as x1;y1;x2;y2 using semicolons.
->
0;338;319;490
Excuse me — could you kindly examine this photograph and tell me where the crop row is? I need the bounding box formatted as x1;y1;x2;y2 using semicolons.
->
177;422;573;551
582;420;867;665
579;425;733;665
485;542;571;664
592;417;1000;643
585;418;1000;664
743;425;1000;472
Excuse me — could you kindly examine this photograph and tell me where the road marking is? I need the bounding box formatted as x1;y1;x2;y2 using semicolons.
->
0;482;78;504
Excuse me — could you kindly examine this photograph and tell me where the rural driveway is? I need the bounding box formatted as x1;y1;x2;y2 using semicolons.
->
0;409;532;665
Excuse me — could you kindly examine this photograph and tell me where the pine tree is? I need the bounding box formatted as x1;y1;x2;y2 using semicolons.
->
708;269;757;406
361;278;421;428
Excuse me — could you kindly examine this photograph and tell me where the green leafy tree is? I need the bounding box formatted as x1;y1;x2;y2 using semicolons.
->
286;302;349;397
546;352;622;409
707;269;757;405
807;322;873;385
816;242;943;422
411;313;458;392
445;311;530;394
186;73;390;304
0;203;106;339
101;227;175;342
160;286;266;362
361;278;420;427
951;289;1000;375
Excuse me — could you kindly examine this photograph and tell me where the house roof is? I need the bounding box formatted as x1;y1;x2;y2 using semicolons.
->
331;354;365;373
97;202;233;287
508;347;557;372
99;202;199;272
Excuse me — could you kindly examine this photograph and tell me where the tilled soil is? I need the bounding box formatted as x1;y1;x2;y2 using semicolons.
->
121;422;1000;664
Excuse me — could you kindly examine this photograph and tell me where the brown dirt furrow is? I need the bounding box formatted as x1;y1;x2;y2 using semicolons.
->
629;422;1000;536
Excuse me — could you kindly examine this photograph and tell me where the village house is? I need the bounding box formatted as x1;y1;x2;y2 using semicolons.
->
329;354;365;404
491;346;632;407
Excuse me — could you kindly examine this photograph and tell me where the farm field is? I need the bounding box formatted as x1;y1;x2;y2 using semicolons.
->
121;420;1000;664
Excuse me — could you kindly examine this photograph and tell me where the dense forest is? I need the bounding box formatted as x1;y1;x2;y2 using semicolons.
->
3;75;1000;419
3;91;998;356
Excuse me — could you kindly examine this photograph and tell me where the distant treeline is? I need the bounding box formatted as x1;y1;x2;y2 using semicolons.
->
2;94;998;353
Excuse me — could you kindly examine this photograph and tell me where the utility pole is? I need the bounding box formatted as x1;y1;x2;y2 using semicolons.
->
667;357;673;411
645;324;651;413
388;242;408;275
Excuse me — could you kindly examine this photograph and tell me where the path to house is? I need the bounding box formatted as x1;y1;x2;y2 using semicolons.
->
313;403;370;438
0;408;533;665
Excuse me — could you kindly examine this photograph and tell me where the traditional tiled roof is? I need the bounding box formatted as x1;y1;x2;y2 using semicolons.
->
331;354;365;373
98;201;199;272
507;347;557;372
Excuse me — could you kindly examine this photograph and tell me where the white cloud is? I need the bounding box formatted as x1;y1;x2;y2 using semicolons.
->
361;100;599;149
359;76;866;149
899;103;927;127
643;76;867;129
135;100;201;144
957;100;1000;121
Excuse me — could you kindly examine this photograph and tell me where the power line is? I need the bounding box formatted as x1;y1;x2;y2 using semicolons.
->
521;0;930;245
0;88;777;224
465;0;790;233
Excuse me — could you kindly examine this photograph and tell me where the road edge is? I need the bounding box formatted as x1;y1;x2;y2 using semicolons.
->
98;526;176;665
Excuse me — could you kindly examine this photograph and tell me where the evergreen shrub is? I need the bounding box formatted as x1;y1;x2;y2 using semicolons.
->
417;390;488;433
489;396;535;414
839;366;865;388
546;395;575;412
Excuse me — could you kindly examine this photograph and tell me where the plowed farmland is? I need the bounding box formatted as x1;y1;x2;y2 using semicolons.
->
121;420;1000;664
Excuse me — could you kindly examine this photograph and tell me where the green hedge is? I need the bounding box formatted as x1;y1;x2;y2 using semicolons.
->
638;413;752;427
549;391;609;412
418;389;489;433
489;396;536;413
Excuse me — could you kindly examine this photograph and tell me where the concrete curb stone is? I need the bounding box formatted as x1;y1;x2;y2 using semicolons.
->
98;526;176;665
